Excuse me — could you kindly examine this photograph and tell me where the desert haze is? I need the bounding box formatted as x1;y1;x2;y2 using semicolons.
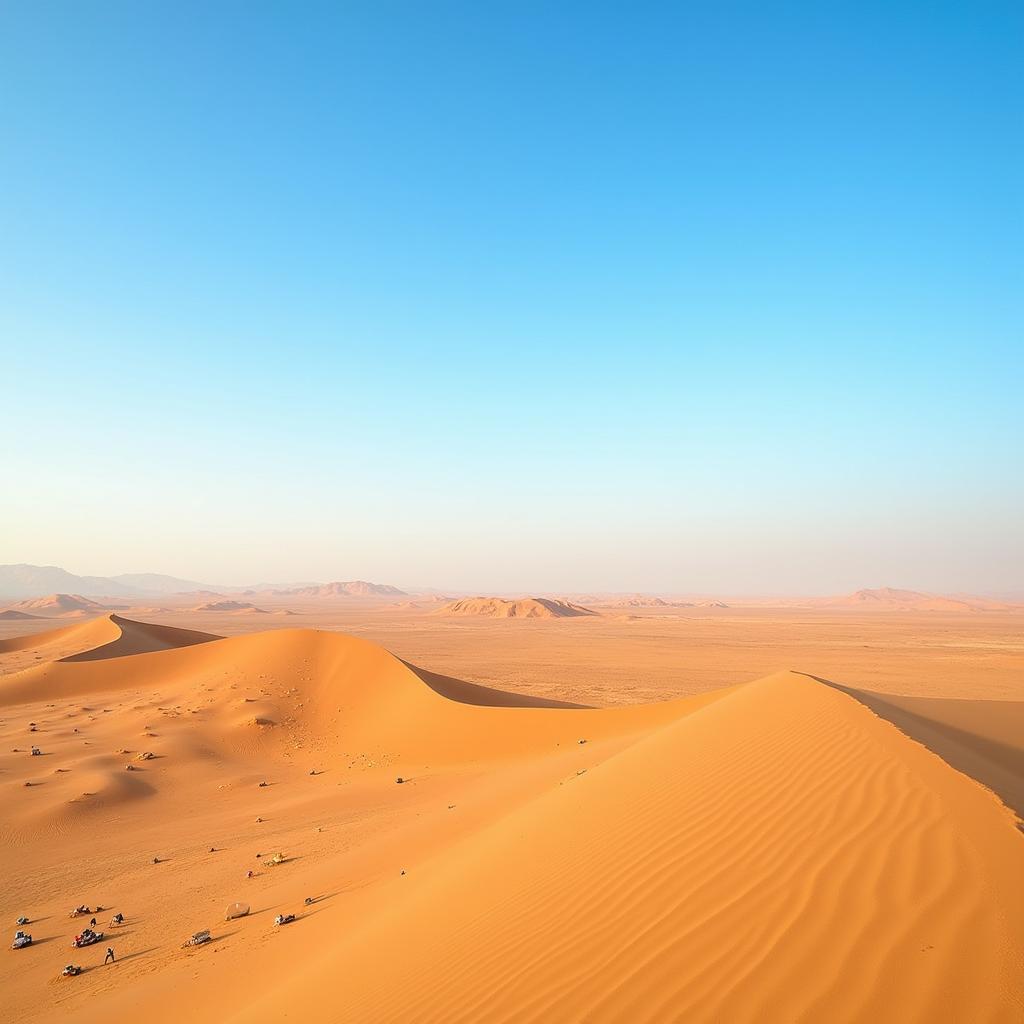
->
3;3;1021;1020
1;583;1022;1022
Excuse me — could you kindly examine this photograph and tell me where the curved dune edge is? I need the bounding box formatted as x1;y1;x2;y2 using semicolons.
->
0;613;220;664
404;660;590;708
808;674;1024;822
0;614;123;655
60;614;220;663
3;625;1022;1023
223;671;1024;1024
0;627;711;761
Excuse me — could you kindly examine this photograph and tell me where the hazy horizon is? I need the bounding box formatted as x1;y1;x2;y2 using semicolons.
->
1;561;1021;602
2;4;1020;596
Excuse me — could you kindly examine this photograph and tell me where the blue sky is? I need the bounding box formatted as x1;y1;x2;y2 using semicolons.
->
1;2;1021;593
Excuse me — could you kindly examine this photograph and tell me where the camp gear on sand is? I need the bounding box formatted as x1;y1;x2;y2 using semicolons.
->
225;901;250;921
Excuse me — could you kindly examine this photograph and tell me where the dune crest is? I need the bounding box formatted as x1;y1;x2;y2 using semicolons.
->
237;670;1024;1023
816;675;1024;820
2;621;1022;1023
0;613;220;674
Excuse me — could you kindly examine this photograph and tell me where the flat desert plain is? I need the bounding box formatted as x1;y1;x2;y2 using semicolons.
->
1;602;1022;1022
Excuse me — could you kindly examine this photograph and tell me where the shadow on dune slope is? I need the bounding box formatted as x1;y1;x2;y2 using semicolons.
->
60;614;220;663
403;661;590;709
804;674;1024;820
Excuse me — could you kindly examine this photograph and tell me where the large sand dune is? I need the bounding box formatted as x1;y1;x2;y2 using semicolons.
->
0;618;1021;1022
0;613;218;677
818;677;1024;819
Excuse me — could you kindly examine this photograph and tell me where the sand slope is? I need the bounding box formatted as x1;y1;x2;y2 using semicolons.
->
823;678;1024;819
236;671;1024;1024
0;614;219;681
0;622;1021;1023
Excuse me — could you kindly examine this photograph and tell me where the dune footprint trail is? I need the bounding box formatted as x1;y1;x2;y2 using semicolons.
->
0;618;1022;1023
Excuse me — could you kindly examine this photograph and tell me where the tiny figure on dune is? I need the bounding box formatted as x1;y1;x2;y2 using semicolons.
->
104;946;115;964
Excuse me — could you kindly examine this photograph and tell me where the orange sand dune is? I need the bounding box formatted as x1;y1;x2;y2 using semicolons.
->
819;676;1024;819
237;671;1024;1024
0;622;1021;1023
61;614;220;662
0;614;219;678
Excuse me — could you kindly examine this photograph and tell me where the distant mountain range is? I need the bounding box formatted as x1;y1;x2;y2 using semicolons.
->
7;593;123;617
267;581;407;598
0;564;408;601
0;567;1016;613
0;564;210;598
812;587;1017;612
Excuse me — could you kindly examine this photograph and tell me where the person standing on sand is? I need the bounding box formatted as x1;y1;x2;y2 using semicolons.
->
104;947;115;964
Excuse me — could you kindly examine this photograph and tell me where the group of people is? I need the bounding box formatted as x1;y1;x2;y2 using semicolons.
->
62;906;122;976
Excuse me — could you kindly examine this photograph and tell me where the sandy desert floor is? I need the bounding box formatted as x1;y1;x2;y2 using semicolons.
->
1;606;1022;1022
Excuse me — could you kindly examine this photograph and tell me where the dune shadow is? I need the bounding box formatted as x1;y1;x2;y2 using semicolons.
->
403;661;591;709
802;673;1024;820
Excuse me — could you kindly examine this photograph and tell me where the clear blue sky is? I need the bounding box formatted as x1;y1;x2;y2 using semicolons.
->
1;2;1021;594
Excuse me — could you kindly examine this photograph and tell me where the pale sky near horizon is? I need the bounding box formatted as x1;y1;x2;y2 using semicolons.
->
1;3;1021;595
